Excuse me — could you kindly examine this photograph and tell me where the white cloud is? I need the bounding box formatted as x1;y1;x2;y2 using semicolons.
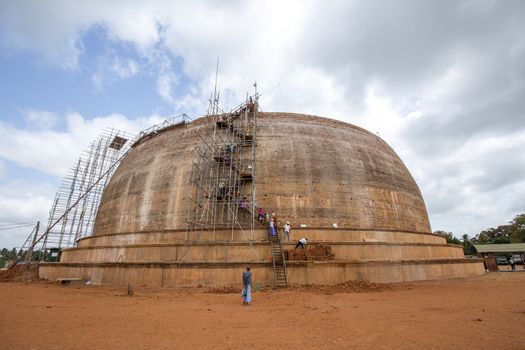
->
0;180;54;223
0;0;524;239
113;58;138;79
0;179;56;248
157;73;176;104
151;50;179;105
23;109;58;129
92;52;140;90
0;111;168;177
0;111;169;248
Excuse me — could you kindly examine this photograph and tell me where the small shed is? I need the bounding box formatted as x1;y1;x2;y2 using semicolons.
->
472;243;525;271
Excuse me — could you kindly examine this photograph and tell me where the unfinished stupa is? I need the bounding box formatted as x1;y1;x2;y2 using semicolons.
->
39;97;485;287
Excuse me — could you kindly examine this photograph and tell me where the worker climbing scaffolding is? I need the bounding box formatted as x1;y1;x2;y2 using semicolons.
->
186;89;259;234
183;85;288;287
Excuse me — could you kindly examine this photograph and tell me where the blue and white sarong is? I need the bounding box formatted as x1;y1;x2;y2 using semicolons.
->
242;285;252;304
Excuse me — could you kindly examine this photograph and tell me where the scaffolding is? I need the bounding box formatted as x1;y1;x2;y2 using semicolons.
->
41;128;132;251
37;114;191;254
185;93;259;242
181;92;288;286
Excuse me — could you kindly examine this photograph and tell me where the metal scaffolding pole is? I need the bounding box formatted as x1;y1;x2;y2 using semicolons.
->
181;92;260;262
36;115;191;252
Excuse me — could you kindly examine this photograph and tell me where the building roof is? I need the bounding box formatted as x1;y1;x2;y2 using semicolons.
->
473;243;525;253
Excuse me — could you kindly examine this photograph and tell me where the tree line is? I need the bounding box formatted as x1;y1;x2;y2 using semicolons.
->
2;214;524;266
0;248;43;268
434;213;525;254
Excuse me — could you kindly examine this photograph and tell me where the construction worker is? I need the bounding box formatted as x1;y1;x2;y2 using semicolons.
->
257;208;264;222
295;237;307;249
283;222;291;241
218;181;225;198
240;195;248;210
247;97;254;113
269;219;276;239
272;213;278;229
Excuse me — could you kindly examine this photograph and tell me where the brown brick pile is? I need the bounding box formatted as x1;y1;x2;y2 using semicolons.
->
290;280;390;294
285;244;334;261
0;263;39;283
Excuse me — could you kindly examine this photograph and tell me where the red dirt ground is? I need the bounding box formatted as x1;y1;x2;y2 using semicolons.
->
1;273;525;350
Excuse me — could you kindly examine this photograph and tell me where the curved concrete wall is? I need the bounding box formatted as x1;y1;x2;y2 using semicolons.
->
39;259;485;287
93;113;430;237
60;242;465;263
77;228;445;248
40;113;482;288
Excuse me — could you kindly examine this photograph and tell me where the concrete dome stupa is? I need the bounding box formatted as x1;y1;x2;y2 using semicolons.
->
40;98;484;287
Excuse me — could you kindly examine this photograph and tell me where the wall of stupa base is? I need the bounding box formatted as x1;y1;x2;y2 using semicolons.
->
39;259;485;288
62;229;461;264
59;242;465;263
76;228;446;248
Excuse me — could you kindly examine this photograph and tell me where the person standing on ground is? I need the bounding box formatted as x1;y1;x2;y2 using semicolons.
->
295;237;307;249
242;267;252;305
509;257;516;271
283;222;291;241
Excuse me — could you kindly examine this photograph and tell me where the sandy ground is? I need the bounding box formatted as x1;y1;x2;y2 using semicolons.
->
1;272;525;350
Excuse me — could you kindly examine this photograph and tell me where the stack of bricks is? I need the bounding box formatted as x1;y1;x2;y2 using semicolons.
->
285;244;335;261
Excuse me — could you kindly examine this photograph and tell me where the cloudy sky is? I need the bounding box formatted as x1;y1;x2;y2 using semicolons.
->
0;0;524;247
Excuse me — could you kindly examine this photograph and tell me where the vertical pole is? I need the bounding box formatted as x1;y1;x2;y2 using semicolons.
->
41;196;58;260
251;85;258;242
58;158;81;248
25;221;40;263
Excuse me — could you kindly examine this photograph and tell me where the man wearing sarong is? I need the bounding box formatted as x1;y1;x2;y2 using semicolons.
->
268;220;275;238
242;267;252;305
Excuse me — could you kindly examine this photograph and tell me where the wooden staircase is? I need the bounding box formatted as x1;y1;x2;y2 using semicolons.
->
270;230;288;287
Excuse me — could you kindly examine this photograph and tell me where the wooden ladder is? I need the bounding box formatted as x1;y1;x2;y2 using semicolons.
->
270;231;288;287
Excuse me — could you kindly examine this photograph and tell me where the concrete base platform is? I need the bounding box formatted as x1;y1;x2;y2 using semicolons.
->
39;259;485;287
39;228;486;287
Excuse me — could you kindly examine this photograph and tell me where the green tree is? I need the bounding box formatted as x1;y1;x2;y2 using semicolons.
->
508;214;525;243
434;230;461;245
0;247;18;268
474;225;510;244
461;234;474;255
470;213;525;244
32;250;43;261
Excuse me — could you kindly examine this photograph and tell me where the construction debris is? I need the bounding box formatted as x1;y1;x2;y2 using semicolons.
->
290;280;389;293
285;244;335;261
0;264;39;283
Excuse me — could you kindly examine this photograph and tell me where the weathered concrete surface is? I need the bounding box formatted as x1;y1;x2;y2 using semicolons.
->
93;113;430;236
39;259;484;287
78;228;445;248
43;226;484;286
40;113;485;287
59;241;465;263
